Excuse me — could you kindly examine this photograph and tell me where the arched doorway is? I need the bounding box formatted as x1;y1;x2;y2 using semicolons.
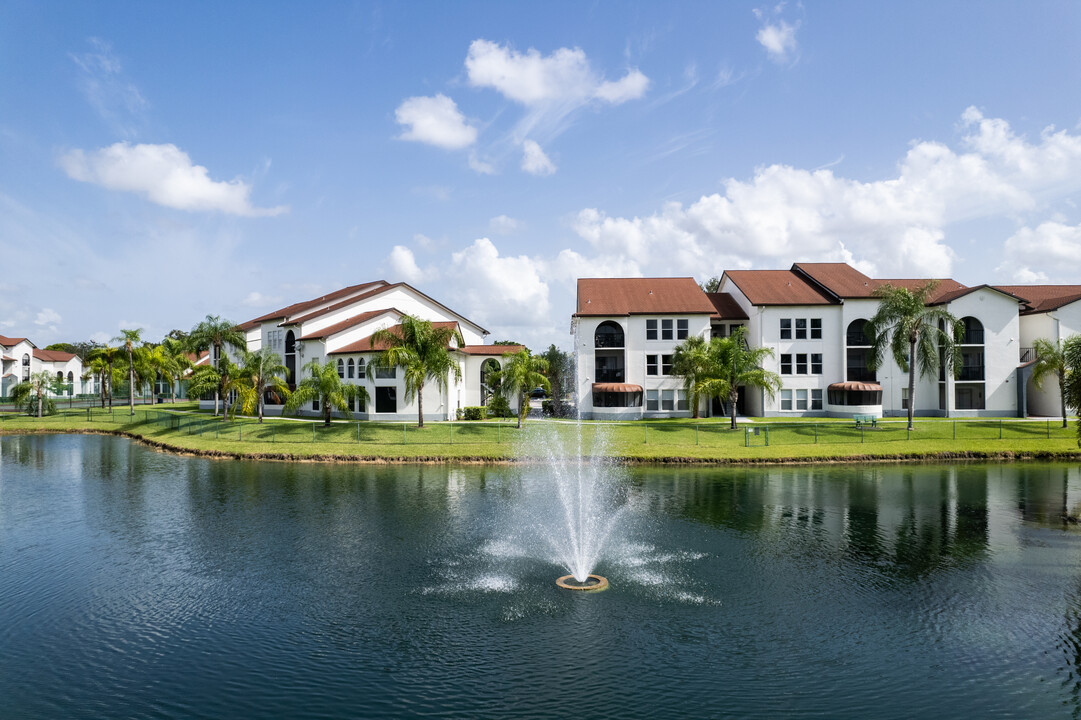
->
285;330;296;390
481;358;500;406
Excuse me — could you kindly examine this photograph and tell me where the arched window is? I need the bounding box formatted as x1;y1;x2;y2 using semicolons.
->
956;316;985;409
846;319;875;382
21;353;29;381
357;357;366;378
337;358;345;378
284;331;296;388
347;358;355;379
594;321;624;348
481;358;500;405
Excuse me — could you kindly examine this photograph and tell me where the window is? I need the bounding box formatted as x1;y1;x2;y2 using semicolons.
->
810;318;822;339
661;355;673;375
780;389;793;410
375;366;396;379
781;354;792;374
795;318;807;340
646;389;659;411
313;398;319;411
780;319;792;340
347;358;355;379
646;319;657;340
676;319;688;339
955;385;985;410
901;388;909;410
811;354;822;375
646;355;658;376
661;389;674;411
811;389;823;410
376;386;397;413
337;359;345;378
677;390;688;411
358;358;366;378
595;321;624;348
796;389;808;410
796;354;808;374
661;319;673;340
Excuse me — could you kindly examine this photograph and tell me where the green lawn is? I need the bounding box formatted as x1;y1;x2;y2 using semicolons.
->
2;404;1078;462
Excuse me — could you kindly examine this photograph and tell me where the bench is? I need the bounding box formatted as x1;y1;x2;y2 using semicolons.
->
853;414;877;429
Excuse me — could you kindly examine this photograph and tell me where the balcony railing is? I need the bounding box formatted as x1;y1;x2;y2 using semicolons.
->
595;369;625;383
957;367;985;382
1020;347;1035;363
846;369;877;382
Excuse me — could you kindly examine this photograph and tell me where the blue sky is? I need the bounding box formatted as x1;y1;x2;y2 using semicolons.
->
3;1;1080;350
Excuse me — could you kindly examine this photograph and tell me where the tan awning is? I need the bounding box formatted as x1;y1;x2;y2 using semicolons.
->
827;381;883;392
592;383;643;393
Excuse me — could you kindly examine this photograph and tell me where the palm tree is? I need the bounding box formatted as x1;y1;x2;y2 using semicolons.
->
114;329;143;415
88;345;121;411
707;327;782;430
187;357;245;420
1032;337;1074;428
235;348;291;423
187;315;246;416
491;349;549;429
671;335;714;419
285;358;368;427
10;371;55;417
1062;336;1081;447
85;354;110;409
369;315;464;427
159;337;193;402
866;281;963;431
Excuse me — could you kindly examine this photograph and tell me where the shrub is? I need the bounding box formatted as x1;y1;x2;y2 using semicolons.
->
462;406;487;421
486;396;512;418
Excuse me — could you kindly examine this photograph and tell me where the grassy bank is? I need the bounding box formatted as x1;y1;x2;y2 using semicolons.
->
2;404;1079;464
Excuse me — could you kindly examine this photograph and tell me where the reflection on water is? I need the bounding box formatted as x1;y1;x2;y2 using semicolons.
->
3;434;1081;720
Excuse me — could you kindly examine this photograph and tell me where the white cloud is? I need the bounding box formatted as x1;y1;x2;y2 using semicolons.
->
468;151;497;175
521;140;556;176
34;308;62;327
70;37;148;137
489;215;519;235
466;39;647;106
996;221;1081;283
394;94;477;150
756;19;799;64
449;238;550;327
241;291;282;308
563;109;1081;282
59;142;288;216
388;245;438;284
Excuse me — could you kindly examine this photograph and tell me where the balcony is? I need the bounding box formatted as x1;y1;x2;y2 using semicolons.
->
595;369;625;383
846;368;877;382
957;367;984;382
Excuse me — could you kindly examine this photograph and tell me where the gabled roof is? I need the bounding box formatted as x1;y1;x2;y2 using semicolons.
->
723;270;836;306
792;262;877;299
456;344;525;356
0;335;32;348
237;281;390;331
927;284;1025;306
994;285;1081;314
298;309;398;341
33;349;77;362
875;278;968;303
706;292;749;320
575;277;716;316
327;321;461;355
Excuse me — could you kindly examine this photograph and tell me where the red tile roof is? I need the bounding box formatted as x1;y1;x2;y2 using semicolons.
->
875;278;968;303
994;285;1081;314
237;281;390;331
32;349;77;362
456;344;526;355
706;292;749;320
723;270;836;305
575;277;716;316
328;321;461;355
0;335;30;347
298;309;398;341
792;262;877;298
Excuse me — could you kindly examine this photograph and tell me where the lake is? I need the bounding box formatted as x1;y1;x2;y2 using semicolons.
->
2;434;1081;719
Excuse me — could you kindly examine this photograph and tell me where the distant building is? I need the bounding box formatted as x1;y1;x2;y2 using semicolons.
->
1;335;87;398
220;281;521;421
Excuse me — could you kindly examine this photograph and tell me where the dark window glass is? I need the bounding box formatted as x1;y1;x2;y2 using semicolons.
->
347;359;355;378
646;355;658;376
594;321;625;348
811;318;822;339
661;319;673;340
661;354;673;375
811;389;823;410
676;319;688;339
375;366;396;379
781;354;792;374
795;318;807;339
337;359;345;378
780;319;792;340
646;319;657;340
796;354;808;374
811;353;822;374
376;386;397;413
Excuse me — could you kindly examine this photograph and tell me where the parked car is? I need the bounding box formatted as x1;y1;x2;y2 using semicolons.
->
529;387;547;398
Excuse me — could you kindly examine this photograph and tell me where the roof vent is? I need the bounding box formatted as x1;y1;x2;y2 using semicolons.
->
649;290;653;294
